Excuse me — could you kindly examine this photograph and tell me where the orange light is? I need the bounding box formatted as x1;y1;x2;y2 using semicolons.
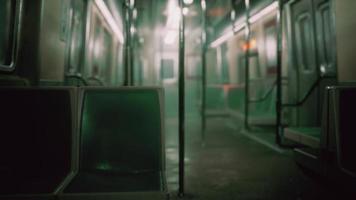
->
250;39;257;49
242;43;249;51
242;39;257;51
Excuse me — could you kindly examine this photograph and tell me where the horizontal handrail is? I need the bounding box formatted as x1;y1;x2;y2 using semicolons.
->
282;75;335;107
65;73;88;86
87;76;105;86
248;80;277;103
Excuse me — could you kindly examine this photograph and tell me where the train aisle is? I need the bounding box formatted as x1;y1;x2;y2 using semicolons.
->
165;117;341;200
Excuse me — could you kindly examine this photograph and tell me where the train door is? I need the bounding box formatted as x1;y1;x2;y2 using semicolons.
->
67;0;86;75
0;0;17;70
290;0;318;126
313;0;337;111
314;0;335;76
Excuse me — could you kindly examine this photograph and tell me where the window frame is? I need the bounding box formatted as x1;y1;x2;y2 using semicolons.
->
0;0;22;72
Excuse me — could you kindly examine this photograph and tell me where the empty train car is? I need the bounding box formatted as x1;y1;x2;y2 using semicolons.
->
0;0;355;199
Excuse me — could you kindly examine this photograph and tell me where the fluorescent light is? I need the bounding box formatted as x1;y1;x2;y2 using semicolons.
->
183;7;189;15
248;1;278;24
233;22;246;33
209;2;278;48
130;26;136;35
183;0;194;5
210;30;234;48
133;8;137;20
94;0;124;43
201;0;206;10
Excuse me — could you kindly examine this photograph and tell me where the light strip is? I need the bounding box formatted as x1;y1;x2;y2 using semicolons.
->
248;1;278;24
95;0;124;43
209;1;278;48
201;0;206;11
233;22;246;33
210;30;234;48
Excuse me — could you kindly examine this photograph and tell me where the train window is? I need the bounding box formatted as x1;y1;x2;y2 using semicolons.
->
221;43;230;84
264;21;277;75
102;29;113;84
68;0;86;74
161;59;174;79
316;3;334;74
295;13;315;72
321;7;332;63
92;18;102;77
0;0;17;70
237;55;246;84
115;44;124;85
249;53;261;80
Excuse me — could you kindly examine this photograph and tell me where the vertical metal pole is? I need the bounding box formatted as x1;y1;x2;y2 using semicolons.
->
244;0;250;130
130;22;135;86
123;1;131;86
178;0;185;197
201;0;207;144
276;0;283;145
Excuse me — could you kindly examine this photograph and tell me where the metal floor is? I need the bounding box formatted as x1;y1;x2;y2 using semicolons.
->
165;117;348;200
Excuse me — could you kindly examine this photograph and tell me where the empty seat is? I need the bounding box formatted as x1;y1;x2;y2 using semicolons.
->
284;127;321;148
0;87;77;199
226;85;276;125
0;75;29;86
60;87;167;200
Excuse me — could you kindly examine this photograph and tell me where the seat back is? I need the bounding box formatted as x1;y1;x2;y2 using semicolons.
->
226;86;244;111
78;87;164;174
0;87;76;194
333;86;356;177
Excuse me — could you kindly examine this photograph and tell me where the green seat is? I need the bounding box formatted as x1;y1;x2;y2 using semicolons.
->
0;87;76;199
226;86;276;125
284;127;321;148
61;87;167;199
249;87;276;125
0;75;29;86
227;86;245;111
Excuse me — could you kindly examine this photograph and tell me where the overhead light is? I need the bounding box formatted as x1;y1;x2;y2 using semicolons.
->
133;8;137;20
209;2;278;48
127;0;135;9
248;1;278;24
201;0;206;10
182;7;189;15
94;0;124;43
233;22;246;33
183;0;194;5
210;30;234;48
130;26;136;35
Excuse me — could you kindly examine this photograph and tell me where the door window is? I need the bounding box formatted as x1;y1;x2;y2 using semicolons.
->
295;13;315;72
0;0;17;70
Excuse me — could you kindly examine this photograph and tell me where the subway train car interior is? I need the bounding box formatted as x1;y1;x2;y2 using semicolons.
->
1;0;356;199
